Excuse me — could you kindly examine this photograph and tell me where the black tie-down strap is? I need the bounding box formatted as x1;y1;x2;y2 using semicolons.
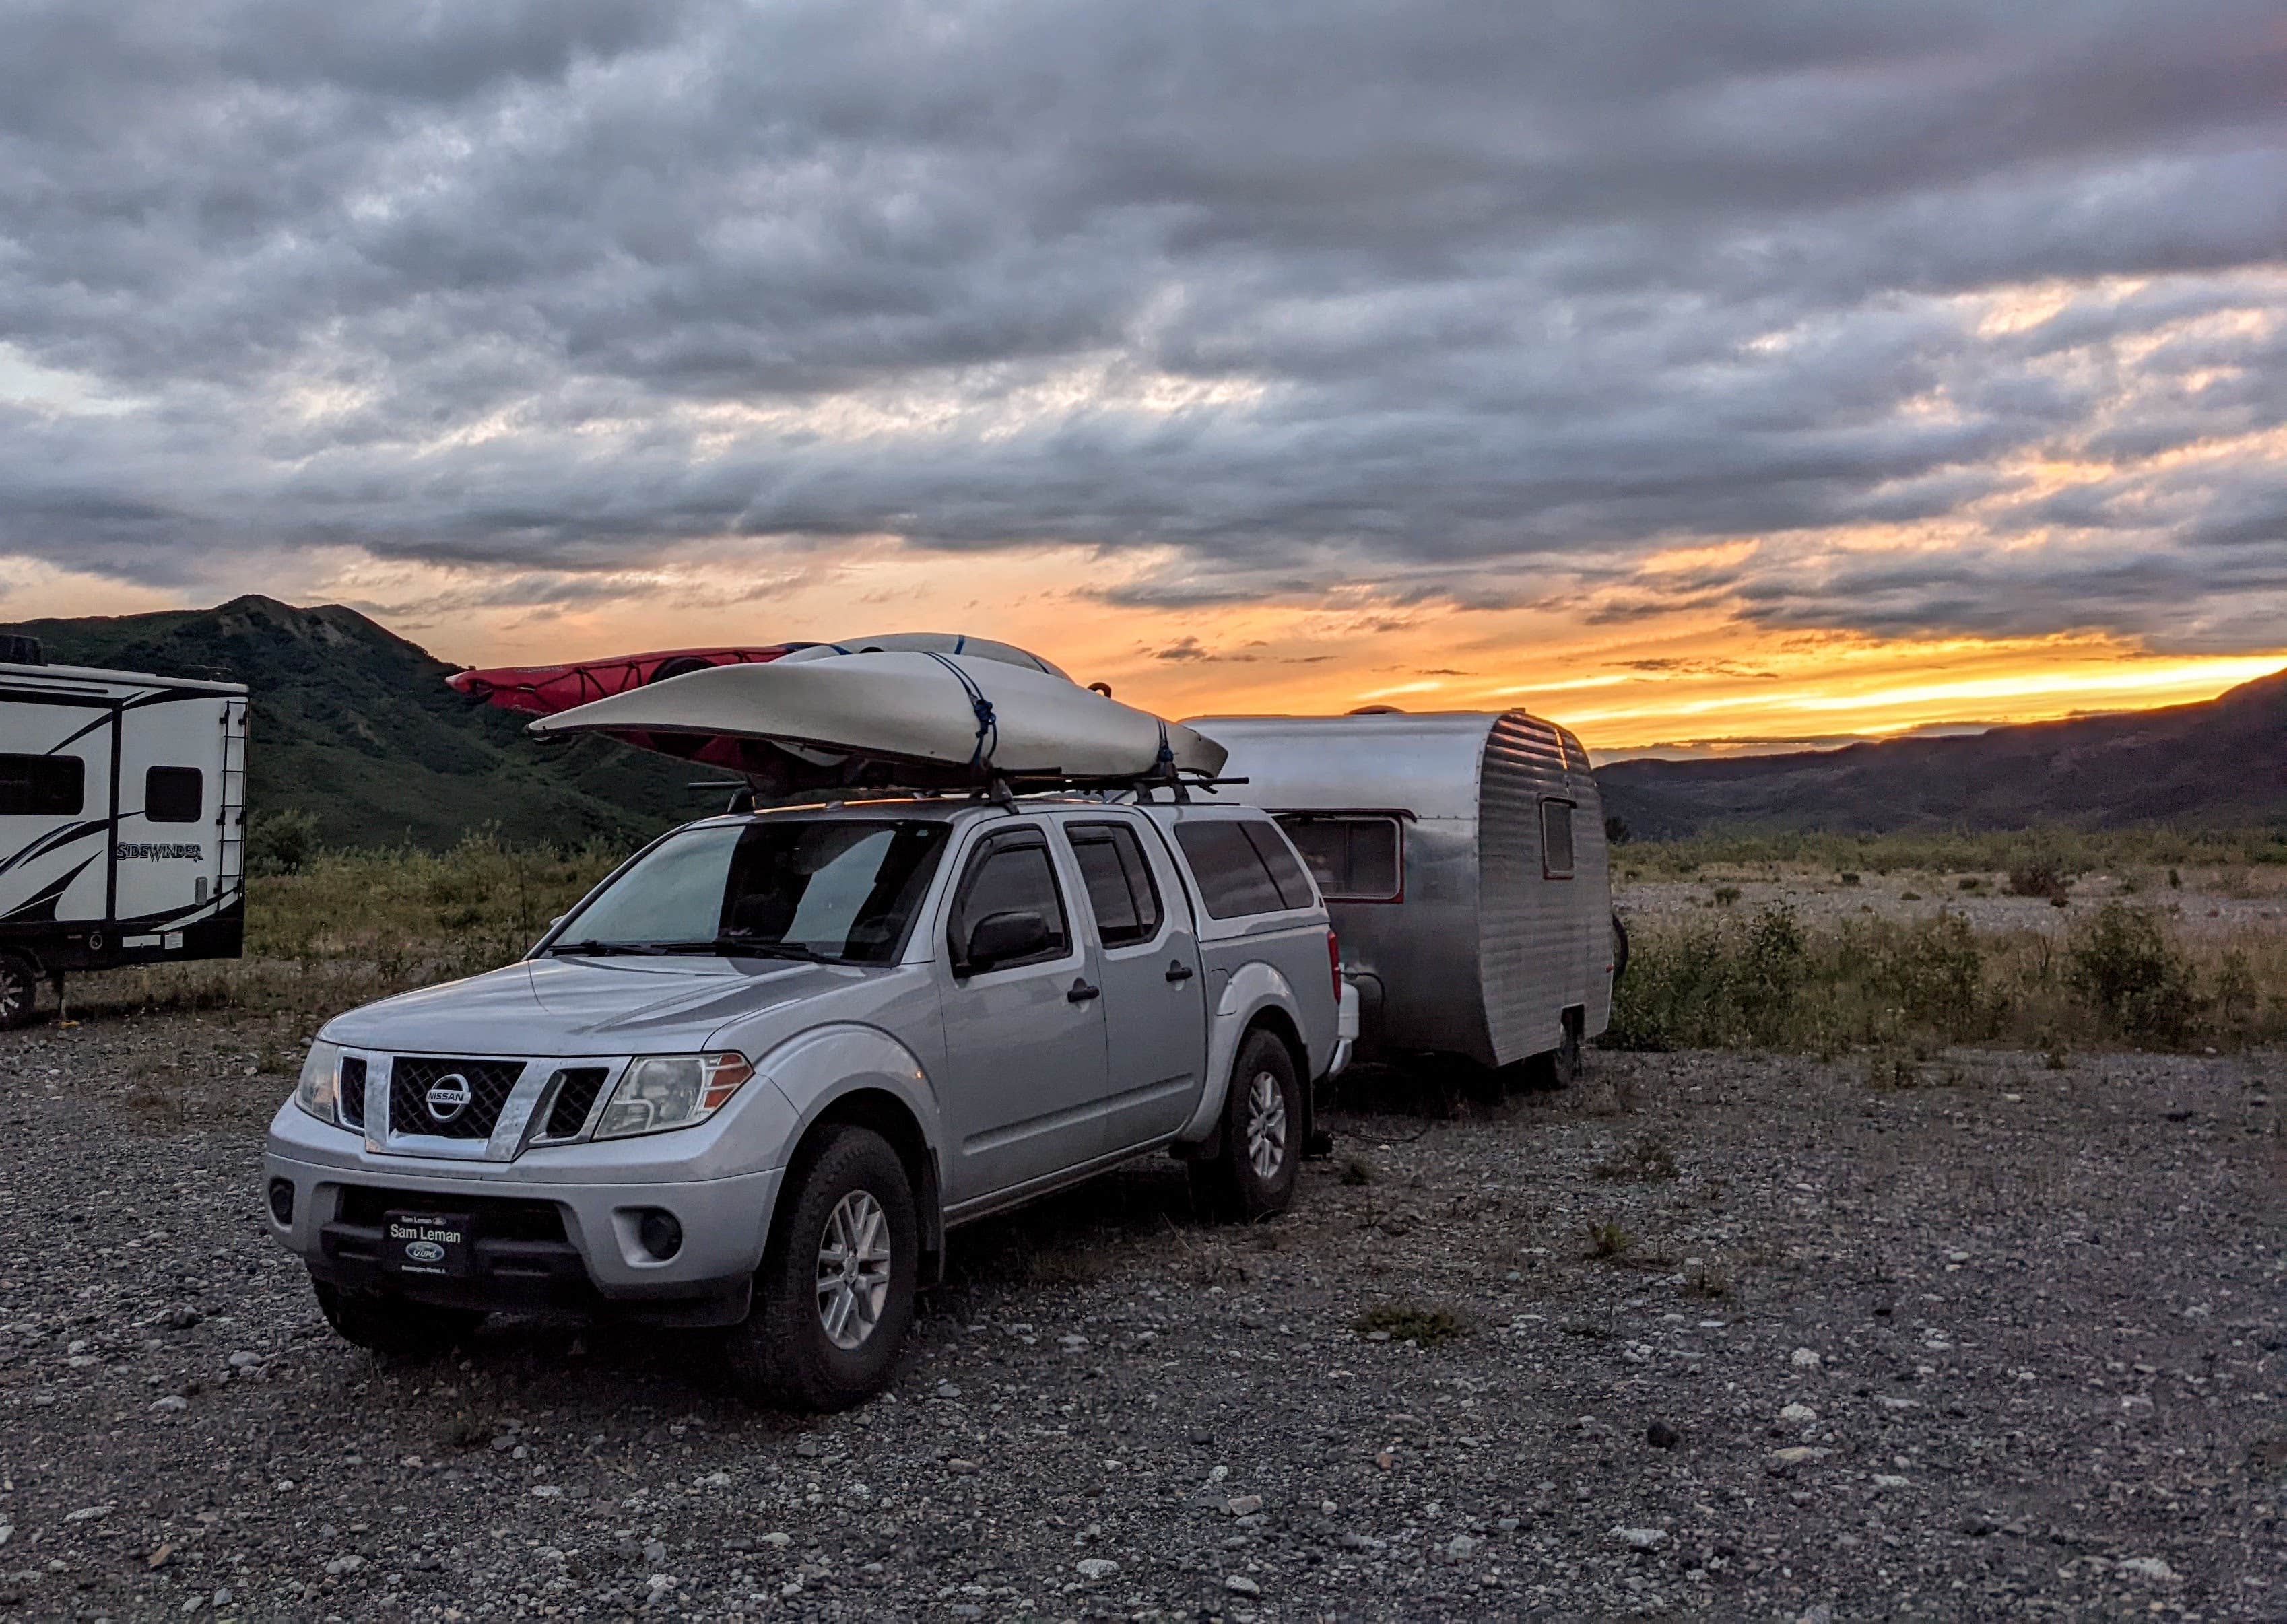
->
922;651;999;769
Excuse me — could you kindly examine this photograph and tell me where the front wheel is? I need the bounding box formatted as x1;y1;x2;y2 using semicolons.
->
1189;1028;1303;1221
726;1124;918;1412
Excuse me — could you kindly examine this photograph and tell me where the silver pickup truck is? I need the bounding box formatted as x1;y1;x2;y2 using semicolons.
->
264;796;1352;1409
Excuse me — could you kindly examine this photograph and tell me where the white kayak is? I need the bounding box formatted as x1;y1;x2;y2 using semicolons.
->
530;650;1227;782
776;632;1070;680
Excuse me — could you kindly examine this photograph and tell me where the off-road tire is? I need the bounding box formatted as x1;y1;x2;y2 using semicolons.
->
0;955;38;1029
727;1125;918;1412
1189;1028;1303;1221
312;1281;481;1357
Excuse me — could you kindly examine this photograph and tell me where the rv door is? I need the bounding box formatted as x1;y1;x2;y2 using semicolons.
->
114;695;231;930
0;693;115;930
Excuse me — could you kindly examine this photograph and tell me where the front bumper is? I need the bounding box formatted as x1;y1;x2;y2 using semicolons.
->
265;1112;784;1328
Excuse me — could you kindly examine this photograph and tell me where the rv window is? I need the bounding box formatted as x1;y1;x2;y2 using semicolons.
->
1542;799;1576;878
1173;820;1289;919
1068;823;1164;947
145;766;203;823
0;753;83;817
1278;816;1400;901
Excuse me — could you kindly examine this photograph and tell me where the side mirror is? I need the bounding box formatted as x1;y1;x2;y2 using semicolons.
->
960;910;1053;975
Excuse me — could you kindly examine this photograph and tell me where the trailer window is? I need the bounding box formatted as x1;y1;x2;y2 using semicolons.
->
1067;823;1164;947
1278;816;1401;901
0;753;83;817
1542;799;1576;879
1175;819;1308;918
145;766;203;823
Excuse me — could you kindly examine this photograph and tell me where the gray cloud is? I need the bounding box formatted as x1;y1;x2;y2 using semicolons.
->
1;0;2284;648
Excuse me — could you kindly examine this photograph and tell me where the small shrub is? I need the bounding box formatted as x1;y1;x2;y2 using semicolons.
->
1900;890;1923;901
2067;902;2201;1047
1682;1265;1731;1300
1863;1050;1922;1089
1592;1133;1678;1181
2008;858;2072;902
2168;867;2183;889
1338;1157;1376;1186
1711;885;1741;906
246;807;319;877
1585;1219;1636;1259
1958;876;1985;892
1353;1303;1468;1345
1838;871;1861;887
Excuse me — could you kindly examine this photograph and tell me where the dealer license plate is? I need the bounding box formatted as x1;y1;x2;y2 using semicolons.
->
381;1211;475;1278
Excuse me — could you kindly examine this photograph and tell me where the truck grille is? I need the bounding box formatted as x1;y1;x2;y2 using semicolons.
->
387;1058;525;1141
540;1067;611;1140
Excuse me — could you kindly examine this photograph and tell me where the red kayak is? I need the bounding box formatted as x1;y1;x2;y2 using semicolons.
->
446;646;803;716
449;646;810;774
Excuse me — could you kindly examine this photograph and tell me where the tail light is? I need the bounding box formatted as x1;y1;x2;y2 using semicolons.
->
1328;927;1342;1004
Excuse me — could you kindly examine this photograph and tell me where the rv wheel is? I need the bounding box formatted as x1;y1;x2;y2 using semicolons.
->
0;955;38;1029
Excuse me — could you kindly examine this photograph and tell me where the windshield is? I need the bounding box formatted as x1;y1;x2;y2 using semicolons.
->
552;819;950;965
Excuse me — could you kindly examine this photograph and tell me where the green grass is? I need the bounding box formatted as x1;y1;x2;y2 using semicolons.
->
1606;899;2287;1056
72;832;630;1050
1616;823;2287;881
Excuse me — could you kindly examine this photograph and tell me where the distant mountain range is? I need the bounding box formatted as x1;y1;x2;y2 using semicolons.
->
1;596;704;850
6;595;2280;845
1595;665;2287;838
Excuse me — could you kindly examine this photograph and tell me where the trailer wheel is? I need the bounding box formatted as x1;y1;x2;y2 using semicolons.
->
1189;1028;1303;1221
0;955;38;1029
1511;1011;1583;1092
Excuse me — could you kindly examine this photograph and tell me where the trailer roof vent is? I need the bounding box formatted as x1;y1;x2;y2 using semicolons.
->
0;636;44;666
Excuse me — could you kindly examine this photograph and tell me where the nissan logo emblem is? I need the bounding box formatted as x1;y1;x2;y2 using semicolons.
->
424;1073;474;1123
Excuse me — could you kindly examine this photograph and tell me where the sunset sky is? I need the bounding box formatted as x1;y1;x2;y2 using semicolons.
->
4;2;2284;755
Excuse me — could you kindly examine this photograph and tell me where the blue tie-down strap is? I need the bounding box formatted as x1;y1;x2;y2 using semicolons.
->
1154;721;1175;778
922;651;998;769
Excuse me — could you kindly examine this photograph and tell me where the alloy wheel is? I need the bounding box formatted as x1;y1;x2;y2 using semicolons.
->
1244;1069;1287;1179
815;1190;893;1351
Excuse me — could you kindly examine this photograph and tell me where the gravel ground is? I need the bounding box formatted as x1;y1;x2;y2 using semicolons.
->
1;1016;2282;1621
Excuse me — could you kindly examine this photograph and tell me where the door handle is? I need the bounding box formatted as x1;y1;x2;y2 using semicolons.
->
1067;978;1102;1003
1164;961;1195;983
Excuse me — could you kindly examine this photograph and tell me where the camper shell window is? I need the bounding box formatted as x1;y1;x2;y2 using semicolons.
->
1175;819;1317;919
0;753;84;817
1541;799;1576;879
145;766;203;823
1276;813;1403;902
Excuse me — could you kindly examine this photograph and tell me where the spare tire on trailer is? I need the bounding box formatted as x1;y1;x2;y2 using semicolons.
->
1610;912;1631;986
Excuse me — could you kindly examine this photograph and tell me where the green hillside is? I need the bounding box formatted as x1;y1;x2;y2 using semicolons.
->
1;595;706;850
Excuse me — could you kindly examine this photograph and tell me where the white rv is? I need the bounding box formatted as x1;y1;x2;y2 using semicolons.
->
1191;710;1616;1083
0;640;247;1025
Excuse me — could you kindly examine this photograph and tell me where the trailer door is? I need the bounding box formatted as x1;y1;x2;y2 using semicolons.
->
0;691;116;928
113;695;228;928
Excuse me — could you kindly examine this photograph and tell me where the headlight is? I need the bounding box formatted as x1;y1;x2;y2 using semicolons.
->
294;1040;343;1124
594;1053;754;1139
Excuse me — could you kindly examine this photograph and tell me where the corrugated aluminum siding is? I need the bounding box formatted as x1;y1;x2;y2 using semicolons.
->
1476;713;1580;1065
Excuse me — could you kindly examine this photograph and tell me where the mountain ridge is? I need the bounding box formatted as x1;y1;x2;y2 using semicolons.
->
0;595;704;850
1594;665;2287;838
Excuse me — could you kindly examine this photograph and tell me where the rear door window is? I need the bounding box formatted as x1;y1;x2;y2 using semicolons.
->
1067;823;1164;947
1174;819;1312;919
145;766;203;823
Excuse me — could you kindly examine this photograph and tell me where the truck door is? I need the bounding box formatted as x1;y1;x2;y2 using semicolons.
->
933;823;1113;1203
1063;818;1207;1152
0;695;114;930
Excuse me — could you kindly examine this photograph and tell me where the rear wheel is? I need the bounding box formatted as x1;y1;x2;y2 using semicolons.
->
1510;1013;1583;1092
1189;1028;1303;1221
726;1125;918;1411
312;1281;481;1357
0;955;38;1029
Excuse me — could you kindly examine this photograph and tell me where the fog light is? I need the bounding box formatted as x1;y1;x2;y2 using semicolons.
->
636;1209;683;1261
267;1178;294;1225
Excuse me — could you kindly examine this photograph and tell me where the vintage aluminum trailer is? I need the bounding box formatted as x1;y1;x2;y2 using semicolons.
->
1190;710;1614;1077
0;640;247;1025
